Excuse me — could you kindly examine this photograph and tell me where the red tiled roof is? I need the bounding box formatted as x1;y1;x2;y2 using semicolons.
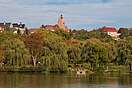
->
100;27;117;32
118;28;127;33
41;24;59;30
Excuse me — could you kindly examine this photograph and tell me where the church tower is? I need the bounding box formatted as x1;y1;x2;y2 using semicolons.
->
57;14;65;30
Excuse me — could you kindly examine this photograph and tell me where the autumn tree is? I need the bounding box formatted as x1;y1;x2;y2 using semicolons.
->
24;32;44;67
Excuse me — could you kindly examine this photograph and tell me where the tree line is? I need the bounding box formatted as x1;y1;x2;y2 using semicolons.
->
0;28;132;73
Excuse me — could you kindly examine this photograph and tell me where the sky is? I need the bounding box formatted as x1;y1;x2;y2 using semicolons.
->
0;0;132;30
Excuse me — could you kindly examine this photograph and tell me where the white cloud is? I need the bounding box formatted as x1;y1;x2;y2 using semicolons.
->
0;0;131;29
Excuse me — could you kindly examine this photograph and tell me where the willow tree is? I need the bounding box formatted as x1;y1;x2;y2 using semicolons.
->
1;38;30;67
34;30;69;72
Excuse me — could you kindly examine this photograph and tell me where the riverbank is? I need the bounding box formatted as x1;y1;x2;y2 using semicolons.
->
0;64;131;75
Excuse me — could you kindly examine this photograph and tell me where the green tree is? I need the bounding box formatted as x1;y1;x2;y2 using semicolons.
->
0;47;4;67
34;30;69;72
67;45;82;64
81;38;109;70
40;39;68;72
1;38;30;67
116;37;132;71
120;28;129;38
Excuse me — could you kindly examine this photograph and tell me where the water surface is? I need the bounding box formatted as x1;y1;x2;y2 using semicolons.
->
0;73;132;88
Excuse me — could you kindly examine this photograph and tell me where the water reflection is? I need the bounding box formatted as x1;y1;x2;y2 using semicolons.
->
0;73;132;88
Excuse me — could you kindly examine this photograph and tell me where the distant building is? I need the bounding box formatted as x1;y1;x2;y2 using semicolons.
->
57;14;65;29
57;14;69;32
41;24;59;31
0;22;13;32
0;22;26;34
0;23;5;32
100;27;120;38
41;14;69;32
12;23;25;30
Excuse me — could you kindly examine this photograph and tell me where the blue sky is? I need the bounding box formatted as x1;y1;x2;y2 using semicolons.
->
0;0;132;29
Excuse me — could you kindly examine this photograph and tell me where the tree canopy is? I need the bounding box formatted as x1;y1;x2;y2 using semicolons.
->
0;28;131;72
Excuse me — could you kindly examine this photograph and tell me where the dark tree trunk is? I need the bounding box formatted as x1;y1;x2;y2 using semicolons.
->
129;63;131;71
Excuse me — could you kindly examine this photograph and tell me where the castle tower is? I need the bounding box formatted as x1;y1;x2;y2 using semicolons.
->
57;14;65;29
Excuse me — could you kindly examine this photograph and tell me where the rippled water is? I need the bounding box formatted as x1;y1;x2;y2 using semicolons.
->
0;73;132;88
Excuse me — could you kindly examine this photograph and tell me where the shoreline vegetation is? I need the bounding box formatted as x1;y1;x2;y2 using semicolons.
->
0;28;132;74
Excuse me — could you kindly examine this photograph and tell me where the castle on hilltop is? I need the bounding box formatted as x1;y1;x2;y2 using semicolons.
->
41;14;69;32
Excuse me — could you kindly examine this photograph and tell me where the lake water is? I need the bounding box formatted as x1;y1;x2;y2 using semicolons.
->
0;73;132;88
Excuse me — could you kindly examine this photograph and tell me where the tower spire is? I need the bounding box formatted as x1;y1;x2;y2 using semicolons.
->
57;14;65;29
60;14;63;19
